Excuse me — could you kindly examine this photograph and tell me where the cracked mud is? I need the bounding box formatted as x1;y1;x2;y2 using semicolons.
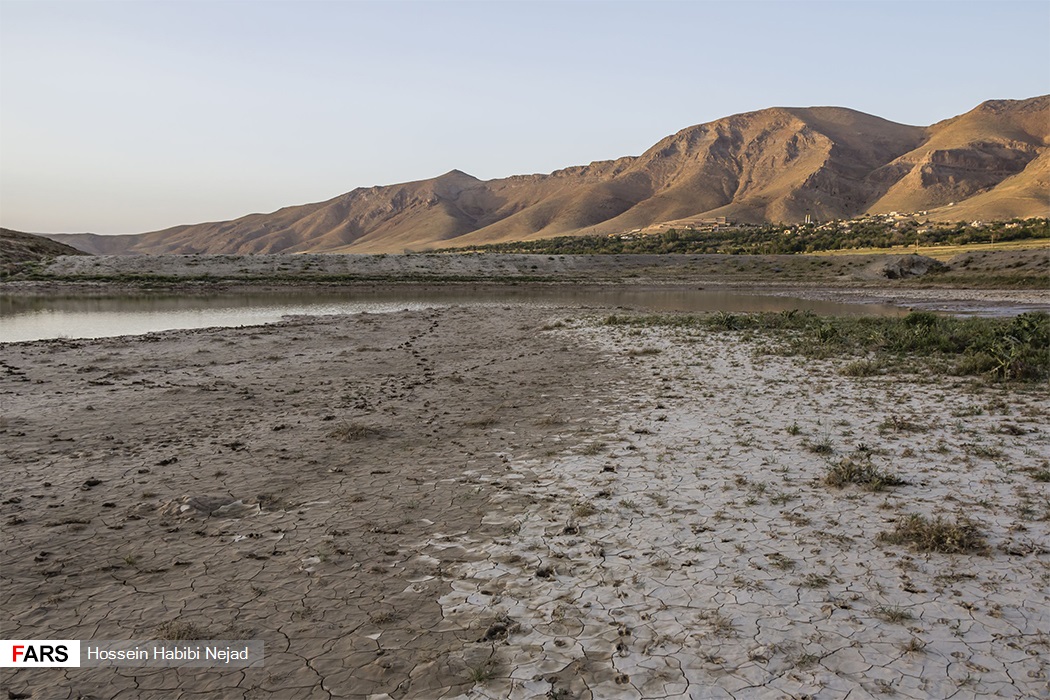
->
2;306;1047;699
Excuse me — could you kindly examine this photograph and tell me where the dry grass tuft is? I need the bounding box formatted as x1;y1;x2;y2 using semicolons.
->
368;610;399;625
877;514;988;554
156;621;207;640
697;609;737;637
572;501;599;518
579;441;606;456
824;455;906;491
464;415;500;428
328;422;383;442
878;415;928;433
872;604;914;623
841;359;883;377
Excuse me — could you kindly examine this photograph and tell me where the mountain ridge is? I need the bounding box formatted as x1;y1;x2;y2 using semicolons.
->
42;96;1050;255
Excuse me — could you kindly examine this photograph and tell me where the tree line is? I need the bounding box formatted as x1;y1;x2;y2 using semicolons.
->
434;218;1048;255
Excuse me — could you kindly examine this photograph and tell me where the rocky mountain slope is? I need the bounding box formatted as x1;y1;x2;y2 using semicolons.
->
44;96;1049;255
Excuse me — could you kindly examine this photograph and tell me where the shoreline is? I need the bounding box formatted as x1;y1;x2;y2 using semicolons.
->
3;278;1048;317
3;250;1046;320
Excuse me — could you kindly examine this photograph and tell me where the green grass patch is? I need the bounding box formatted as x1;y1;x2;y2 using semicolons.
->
603;310;1050;382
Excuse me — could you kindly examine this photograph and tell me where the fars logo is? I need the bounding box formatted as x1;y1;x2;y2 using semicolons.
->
1;640;81;667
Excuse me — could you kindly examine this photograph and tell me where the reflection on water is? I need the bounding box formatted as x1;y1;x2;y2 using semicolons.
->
0;288;904;343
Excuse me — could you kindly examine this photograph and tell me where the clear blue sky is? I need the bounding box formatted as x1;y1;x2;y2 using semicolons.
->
2;0;1047;234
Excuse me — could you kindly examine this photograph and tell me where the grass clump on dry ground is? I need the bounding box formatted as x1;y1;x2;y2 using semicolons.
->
824;454;906;491
328;422;385;442
603;310;1050;382
872;605;914;624
877;514;988;554
155;621;208;640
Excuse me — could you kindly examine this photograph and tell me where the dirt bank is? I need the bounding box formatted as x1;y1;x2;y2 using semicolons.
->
10;249;1047;289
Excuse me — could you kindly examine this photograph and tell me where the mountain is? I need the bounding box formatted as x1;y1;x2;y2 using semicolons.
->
867;97;1049;217
44;96;1049;255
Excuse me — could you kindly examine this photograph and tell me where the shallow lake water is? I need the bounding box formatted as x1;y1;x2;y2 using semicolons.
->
1;287;907;343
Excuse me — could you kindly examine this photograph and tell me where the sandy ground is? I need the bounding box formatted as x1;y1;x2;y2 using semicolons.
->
2;306;1048;699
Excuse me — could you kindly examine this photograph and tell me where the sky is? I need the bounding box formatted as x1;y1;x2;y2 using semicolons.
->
1;0;1048;235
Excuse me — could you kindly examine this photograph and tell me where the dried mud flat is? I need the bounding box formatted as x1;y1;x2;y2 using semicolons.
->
2;305;1048;699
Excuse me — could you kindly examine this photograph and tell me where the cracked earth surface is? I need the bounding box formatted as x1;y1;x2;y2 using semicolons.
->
436;317;1049;700
2;307;616;698
2;306;1048;699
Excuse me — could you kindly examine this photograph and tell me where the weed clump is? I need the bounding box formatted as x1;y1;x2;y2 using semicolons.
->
877;514;988;554
824;455;906;491
579;442;606;456
697;609;737;637
156;621;207;640
327;422;383;442
804;434;834;455
872;604;914;623
878;415;927;433
800;573;832;589
466;660;497;683
368;610;398;625
901;637;927;653
464;415;499;428
841;359;883;377
572;501;598;517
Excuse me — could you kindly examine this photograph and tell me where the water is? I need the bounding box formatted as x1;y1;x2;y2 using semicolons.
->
1;288;905;343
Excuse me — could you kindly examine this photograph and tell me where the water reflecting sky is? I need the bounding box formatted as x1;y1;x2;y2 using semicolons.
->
1;288;906;343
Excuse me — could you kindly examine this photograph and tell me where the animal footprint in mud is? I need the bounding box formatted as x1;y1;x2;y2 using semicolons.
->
615;673;630;685
478;617;518;642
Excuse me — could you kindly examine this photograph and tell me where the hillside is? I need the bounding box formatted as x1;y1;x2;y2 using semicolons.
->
43;96;1050;255
0;228;89;273
868;97;1050;216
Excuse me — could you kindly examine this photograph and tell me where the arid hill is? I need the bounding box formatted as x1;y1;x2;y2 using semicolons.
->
867;97;1049;218
0;228;89;273
44;96;1049;255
